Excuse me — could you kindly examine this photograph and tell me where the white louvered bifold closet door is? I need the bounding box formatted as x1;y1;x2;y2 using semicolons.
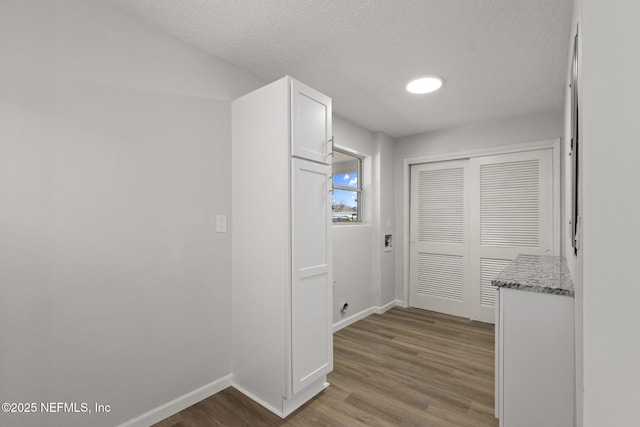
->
409;149;554;323
410;160;470;318
468;149;553;323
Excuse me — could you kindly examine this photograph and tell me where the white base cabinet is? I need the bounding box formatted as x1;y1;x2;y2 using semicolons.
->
231;76;333;418
495;288;574;427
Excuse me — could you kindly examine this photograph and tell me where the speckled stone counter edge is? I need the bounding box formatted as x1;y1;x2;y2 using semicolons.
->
491;254;575;297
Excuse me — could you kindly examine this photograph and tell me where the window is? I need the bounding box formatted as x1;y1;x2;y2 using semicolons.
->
332;149;362;222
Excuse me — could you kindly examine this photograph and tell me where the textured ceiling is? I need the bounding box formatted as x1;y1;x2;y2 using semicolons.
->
110;0;573;138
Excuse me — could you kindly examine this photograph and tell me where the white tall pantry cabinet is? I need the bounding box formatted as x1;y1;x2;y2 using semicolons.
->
231;76;333;417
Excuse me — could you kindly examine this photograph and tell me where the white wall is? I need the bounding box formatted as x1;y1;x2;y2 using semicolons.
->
393;111;563;304
581;1;640;426
0;1;262;426
332;116;374;325
332;116;396;327
561;1;584;424
373;131;397;307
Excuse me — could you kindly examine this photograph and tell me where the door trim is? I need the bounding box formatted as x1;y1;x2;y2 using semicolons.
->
400;138;561;307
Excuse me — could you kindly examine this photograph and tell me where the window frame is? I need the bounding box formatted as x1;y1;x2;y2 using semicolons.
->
332;149;363;223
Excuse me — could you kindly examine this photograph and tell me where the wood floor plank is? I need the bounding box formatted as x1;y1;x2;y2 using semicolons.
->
153;307;498;427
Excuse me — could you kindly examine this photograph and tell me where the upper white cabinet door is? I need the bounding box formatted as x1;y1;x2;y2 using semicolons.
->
290;158;332;395
291;79;332;164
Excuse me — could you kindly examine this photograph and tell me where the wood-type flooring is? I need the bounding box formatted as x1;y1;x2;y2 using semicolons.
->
154;307;498;427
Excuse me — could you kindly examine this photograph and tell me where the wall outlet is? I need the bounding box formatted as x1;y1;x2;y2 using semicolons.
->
215;214;227;233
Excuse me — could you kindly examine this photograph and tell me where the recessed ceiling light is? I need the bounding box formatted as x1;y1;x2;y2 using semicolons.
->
406;76;443;94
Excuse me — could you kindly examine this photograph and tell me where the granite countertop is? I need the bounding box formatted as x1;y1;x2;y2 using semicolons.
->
491;254;574;297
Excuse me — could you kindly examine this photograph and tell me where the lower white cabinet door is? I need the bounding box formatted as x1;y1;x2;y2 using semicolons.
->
497;288;574;427
290;158;333;395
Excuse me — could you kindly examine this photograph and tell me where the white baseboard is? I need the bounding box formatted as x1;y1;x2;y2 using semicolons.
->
375;299;402;314
333;306;375;332
231;382;283;418
282;379;328;417
117;374;232;427
333;299;401;332
118;300;404;426
233;377;328;419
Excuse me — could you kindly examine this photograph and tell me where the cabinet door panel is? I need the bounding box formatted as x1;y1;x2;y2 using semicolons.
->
291;158;332;394
499;288;574;427
291;80;332;164
292;272;330;393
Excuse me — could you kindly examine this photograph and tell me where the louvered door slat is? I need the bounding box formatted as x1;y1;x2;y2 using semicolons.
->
480;258;513;307
480;159;540;248
417;167;465;244
417;253;464;301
